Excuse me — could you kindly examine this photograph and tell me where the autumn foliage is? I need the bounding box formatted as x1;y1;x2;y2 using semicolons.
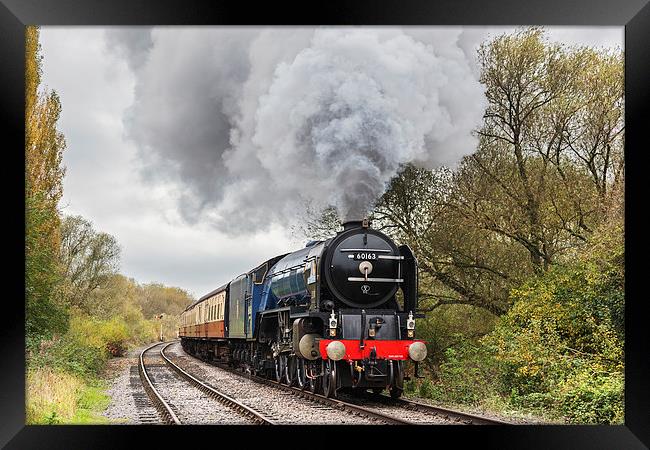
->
308;28;625;423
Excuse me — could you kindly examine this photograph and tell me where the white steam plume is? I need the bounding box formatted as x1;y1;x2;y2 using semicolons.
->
109;27;485;234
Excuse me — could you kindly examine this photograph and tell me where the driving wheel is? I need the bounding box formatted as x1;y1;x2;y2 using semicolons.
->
322;359;337;398
296;358;307;389
389;360;404;399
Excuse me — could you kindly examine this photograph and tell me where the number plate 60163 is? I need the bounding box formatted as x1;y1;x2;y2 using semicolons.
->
355;253;377;260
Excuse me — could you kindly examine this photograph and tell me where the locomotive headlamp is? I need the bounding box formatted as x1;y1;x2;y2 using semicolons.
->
329;311;338;329
408;342;427;362
329;311;338;337
326;341;346;361
407;311;416;330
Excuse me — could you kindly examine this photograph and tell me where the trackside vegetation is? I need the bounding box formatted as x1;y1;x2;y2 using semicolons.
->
25;26;193;424
307;28;624;424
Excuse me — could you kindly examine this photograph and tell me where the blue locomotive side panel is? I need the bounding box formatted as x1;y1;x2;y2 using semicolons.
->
259;277;278;313
255;243;325;323
228;274;249;339
265;246;313;307
248;260;274;338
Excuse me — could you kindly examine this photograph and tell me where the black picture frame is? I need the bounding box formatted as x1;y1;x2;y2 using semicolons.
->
1;0;648;448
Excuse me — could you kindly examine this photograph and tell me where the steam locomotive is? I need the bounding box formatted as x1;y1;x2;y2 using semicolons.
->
178;218;426;398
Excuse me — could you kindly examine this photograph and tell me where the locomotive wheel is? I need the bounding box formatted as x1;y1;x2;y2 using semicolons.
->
285;355;297;386
308;363;322;394
389;361;404;399
296;358;307;390
274;355;284;382
322;359;337;398
308;375;321;394
350;363;363;388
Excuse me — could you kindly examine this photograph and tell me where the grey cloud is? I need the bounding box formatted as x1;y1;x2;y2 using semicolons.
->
104;27;154;71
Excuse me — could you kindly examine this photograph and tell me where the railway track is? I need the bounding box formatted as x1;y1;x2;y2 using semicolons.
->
139;342;275;424
337;390;510;425
166;341;509;425
138;342;180;424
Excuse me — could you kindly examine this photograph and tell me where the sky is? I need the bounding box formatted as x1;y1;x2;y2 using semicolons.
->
39;26;623;299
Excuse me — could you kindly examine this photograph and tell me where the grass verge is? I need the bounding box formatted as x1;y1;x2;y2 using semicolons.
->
26;366;110;424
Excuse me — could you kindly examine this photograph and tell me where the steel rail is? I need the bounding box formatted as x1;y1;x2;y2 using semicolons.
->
139;342;182;425
391;397;510;425
263;378;412;424
160;342;275;425
173;340;510;425
344;390;510;425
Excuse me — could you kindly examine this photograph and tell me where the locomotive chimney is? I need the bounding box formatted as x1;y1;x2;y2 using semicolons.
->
341;217;371;231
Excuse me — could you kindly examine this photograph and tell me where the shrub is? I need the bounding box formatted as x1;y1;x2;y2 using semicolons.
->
418;378;436;398
29;314;109;377
481;236;624;423
121;303;158;345
429;342;500;405
97;317;129;356
556;371;624;424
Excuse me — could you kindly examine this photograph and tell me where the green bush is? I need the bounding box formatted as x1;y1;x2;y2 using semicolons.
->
97;317;129;356
481;235;624;423
26;306;160;424
424;342;500;405
556;371;624;424
407;217;624;424
121;303;158;345
418;378;436;398
26;366;110;424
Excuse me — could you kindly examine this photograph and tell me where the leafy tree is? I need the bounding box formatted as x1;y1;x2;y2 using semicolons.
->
136;283;193;319
375;29;621;318
59;215;121;310
373;164;521;316
25;26;68;341
298;32;625;405
82;274;139;320
474;27;623;272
